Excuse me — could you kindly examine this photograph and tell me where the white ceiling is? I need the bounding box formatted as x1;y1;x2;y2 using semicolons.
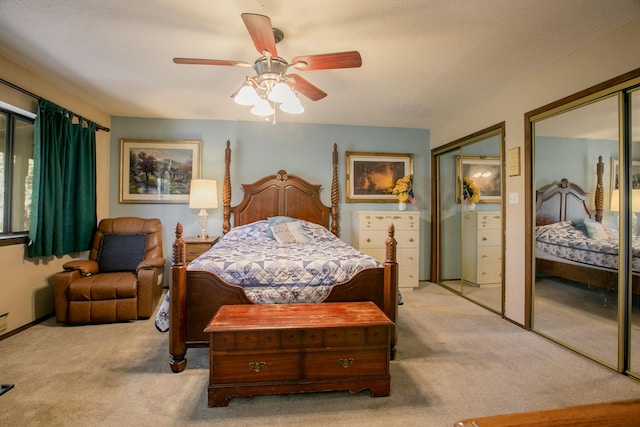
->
0;0;639;130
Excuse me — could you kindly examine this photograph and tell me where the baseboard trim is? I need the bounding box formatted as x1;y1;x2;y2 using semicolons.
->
0;312;54;342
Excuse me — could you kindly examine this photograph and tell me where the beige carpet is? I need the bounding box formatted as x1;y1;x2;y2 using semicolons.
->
1;282;639;426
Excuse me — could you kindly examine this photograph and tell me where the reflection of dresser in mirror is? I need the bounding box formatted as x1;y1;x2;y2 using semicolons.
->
462;211;501;286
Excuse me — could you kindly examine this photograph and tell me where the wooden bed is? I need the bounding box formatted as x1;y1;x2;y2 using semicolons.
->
168;141;398;373
535;155;639;293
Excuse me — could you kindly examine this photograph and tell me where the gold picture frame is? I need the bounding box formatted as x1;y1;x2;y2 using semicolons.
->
456;156;501;203
119;138;202;204
345;151;413;202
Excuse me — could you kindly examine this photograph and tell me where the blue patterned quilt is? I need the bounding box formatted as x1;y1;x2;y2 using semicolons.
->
535;220;640;272
155;219;381;332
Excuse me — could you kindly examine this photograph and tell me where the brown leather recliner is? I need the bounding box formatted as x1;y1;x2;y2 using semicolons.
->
54;217;165;324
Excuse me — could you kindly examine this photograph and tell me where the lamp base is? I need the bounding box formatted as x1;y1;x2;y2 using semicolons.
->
197;209;209;240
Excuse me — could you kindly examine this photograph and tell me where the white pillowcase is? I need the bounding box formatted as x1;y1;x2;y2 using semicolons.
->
270;221;311;244
584;219;610;240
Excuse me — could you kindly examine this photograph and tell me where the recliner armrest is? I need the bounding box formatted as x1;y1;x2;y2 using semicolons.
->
62;260;99;276
136;257;165;272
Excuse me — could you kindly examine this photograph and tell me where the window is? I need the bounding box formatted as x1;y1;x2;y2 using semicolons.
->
0;106;34;238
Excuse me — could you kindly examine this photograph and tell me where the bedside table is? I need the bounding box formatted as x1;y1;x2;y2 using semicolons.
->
183;236;220;262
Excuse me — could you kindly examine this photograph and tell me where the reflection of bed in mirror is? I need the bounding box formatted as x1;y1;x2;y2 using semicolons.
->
535;156;640;294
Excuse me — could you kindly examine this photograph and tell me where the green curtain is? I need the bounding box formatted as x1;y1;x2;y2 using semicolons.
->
27;99;97;257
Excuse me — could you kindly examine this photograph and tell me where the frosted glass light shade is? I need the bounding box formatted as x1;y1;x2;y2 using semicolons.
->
234;85;260;106
268;81;294;103
251;98;275;116
279;95;304;114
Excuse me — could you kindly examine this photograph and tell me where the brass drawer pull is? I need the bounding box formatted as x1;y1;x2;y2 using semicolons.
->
338;358;354;368
249;362;266;372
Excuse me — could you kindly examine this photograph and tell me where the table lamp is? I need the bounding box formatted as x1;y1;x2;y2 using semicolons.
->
189;179;218;239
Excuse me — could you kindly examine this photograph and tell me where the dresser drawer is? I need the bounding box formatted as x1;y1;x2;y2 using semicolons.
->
476;213;501;230
398;264;419;287
211;352;300;383
358;213;418;231
477;229;501;247
395;230;419;248
478;246;502;264
476;264;501;284
303;348;388;379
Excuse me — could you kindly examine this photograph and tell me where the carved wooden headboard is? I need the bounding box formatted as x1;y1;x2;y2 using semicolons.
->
221;141;340;236
535;156;604;226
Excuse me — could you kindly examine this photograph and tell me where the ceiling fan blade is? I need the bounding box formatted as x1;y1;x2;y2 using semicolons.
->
288;74;327;101
291;51;362;71
241;13;277;57
173;57;251;67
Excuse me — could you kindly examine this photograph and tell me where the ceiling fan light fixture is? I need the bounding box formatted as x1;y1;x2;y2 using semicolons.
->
250;98;275;116
279;95;304;114
267;81;293;103
234;84;260;106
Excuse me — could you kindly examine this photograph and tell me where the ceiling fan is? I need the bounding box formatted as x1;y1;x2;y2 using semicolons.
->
173;13;362;117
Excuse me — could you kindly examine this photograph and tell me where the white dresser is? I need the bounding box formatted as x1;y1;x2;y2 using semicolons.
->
462;211;502;286
352;211;420;291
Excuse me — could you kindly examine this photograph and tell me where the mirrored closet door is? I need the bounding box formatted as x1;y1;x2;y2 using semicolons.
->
528;71;640;376
432;124;505;314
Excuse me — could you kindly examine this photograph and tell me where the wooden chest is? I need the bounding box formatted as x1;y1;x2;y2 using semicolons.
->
204;301;393;407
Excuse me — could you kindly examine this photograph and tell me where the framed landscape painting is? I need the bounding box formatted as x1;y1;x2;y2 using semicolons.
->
346;151;413;202
119;139;202;203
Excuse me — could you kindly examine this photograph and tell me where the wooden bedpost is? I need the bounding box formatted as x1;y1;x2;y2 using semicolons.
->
223;140;232;234
169;222;187;373
595;155;604;223
331;143;339;236
384;223;398;358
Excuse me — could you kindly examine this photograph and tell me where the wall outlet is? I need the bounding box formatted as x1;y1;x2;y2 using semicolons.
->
0;312;7;333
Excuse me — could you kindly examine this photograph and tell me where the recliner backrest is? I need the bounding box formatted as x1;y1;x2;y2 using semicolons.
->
87;217;163;263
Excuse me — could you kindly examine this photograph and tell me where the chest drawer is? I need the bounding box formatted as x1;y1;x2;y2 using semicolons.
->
477;229;501;247
211;352;301;383
478;246;502;263
303;348;389;379
476;213;501;230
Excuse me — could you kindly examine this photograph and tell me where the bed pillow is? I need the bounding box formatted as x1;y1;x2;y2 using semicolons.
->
270;221;311;244
571;218;588;235
583;219;609;240
98;234;147;272
266;216;297;238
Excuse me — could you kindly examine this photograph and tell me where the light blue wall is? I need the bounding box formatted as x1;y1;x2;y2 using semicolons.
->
109;117;431;281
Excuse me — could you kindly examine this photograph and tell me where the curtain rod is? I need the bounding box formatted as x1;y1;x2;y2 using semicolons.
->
0;78;110;132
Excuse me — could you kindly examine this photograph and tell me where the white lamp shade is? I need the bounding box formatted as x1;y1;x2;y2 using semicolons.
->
189;179;218;209
610;189;640;212
250;98;275;116
268;81;294;103
279;95;304;114
234;85;260;106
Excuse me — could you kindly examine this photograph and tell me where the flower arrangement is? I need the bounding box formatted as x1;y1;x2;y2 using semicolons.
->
391;176;415;204
463;178;480;203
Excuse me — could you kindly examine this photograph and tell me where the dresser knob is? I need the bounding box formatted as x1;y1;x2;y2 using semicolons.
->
338;358;354;368
249;361;266;372
366;238;371;243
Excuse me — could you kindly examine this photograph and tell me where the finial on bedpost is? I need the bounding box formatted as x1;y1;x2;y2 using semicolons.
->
385;224;397;262
331;143;339;236
595;155;604;223
223;140;232;234
173;222;186;266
